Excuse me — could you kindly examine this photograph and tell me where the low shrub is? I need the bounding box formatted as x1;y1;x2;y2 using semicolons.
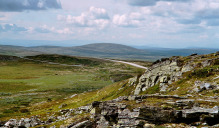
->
3;109;15;114
190;68;213;78
20;108;29;113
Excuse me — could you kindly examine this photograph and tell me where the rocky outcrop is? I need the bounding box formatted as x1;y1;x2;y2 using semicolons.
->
134;56;218;95
1;106;92;128
3;116;42;128
3;95;219;128
193;81;218;92
90;101;144;128
128;76;138;86
89;98;219;127
182;106;219;125
134;59;184;95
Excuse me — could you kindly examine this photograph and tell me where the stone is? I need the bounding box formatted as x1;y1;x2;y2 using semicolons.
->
128;76;138;86
136;99;143;103
160;76;168;83
182;64;193;73
190;53;198;56
182;106;219;124
160;83;168;92
70;120;92;128
70;94;77;98
59;103;67;109
18;118;25;127
134;84;143;95
202;59;212;67
117;103;127;109
4;117;42;128
128;95;137;100
213;76;219;80
5;119;17;127
138;106;179;123
78;106;90;112
175;99;195;108
194;81;216;92
97;116;109;128
112;96;128;102
213;124;219;127
144;123;155;128
60;109;70;114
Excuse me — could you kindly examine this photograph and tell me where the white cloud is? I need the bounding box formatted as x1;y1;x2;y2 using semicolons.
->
58;6;110;29
37;0;44;8
89;6;109;19
56;28;73;34
199;34;208;39
113;13;143;27
141;7;152;15
34;25;73;34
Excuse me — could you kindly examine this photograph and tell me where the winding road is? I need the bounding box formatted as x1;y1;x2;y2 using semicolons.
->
104;59;148;69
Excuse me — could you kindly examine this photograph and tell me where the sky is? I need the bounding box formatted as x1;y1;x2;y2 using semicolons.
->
0;0;219;48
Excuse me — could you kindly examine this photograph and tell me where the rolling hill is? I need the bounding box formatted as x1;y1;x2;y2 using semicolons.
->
29;43;149;58
0;43;218;61
0;45;41;56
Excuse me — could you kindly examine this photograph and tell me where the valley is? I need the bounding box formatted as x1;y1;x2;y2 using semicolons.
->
0;51;218;128
2;0;219;127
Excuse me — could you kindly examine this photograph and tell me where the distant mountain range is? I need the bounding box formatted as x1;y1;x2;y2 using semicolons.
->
0;43;218;61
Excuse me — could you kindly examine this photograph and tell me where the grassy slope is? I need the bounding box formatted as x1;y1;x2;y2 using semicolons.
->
0;79;133;122
0;54;147;120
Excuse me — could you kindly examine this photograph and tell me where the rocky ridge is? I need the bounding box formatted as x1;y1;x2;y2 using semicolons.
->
3;94;219;128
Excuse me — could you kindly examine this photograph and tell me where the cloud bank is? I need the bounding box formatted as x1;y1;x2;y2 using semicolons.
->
128;0;191;6
0;24;27;32
0;0;61;12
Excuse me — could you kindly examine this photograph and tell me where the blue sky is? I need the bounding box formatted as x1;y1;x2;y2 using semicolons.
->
0;0;219;48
